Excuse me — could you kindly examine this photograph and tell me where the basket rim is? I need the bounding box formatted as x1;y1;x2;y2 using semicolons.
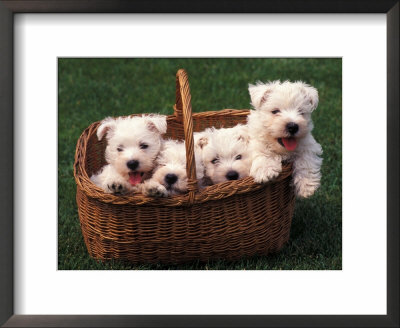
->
74;109;293;207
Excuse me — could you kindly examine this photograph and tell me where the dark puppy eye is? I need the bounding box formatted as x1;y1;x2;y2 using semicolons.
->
272;109;280;114
140;143;148;149
235;155;242;160
117;147;123;152
211;158;219;165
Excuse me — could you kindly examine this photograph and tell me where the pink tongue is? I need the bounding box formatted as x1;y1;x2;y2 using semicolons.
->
282;137;297;151
129;172;142;186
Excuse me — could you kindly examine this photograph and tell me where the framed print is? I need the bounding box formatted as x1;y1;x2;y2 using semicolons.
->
1;1;398;327
58;57;342;270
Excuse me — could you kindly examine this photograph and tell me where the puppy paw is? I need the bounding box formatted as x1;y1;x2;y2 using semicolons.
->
294;178;319;198
106;182;131;195
143;181;169;198
250;163;282;183
102;176;132;195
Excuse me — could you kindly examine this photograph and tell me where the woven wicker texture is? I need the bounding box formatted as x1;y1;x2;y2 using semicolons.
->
74;69;296;264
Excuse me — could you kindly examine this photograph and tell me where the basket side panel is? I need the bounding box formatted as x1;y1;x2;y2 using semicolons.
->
76;174;295;265
85;132;107;177
165;118;184;140
166;110;250;141
192;111;248;133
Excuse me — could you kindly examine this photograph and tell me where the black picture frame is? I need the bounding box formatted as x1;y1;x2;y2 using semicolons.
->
1;1;398;327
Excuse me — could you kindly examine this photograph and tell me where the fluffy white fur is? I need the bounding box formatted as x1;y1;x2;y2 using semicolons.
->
247;80;323;198
140;139;205;197
196;124;252;184
90;114;167;194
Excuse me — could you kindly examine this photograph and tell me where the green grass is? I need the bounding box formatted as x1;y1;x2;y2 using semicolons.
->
58;58;342;270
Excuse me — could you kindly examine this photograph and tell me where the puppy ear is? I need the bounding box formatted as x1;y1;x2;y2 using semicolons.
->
248;81;277;109
298;82;319;111
196;136;209;149
97;117;116;140
145;115;167;134
237;133;250;145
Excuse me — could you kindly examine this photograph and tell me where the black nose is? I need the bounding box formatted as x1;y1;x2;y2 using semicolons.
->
127;160;139;170
286;122;299;135
226;170;239;181
165;173;178;185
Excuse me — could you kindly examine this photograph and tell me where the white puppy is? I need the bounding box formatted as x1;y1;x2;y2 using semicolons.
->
141;139;205;197
196;125;252;184
247;80;323;198
90;114;167;194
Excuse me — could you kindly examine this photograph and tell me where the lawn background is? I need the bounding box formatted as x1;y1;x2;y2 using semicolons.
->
58;58;342;270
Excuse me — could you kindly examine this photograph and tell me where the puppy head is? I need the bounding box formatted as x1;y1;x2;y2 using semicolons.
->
248;80;318;154
97;114;167;186
151;140;205;195
199;125;251;184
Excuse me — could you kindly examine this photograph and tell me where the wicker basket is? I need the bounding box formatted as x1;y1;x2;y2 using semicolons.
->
73;69;296;264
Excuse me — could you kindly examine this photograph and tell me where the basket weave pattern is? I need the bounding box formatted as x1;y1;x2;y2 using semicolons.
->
74;69;295;264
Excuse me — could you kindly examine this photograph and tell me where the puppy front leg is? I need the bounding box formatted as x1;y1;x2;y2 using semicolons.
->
293;151;322;198
250;154;282;183
91;164;133;195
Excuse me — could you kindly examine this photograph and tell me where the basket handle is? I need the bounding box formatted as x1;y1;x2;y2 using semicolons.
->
173;69;198;203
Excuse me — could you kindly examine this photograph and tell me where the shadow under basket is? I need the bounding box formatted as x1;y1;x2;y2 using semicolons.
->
73;69;296;265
